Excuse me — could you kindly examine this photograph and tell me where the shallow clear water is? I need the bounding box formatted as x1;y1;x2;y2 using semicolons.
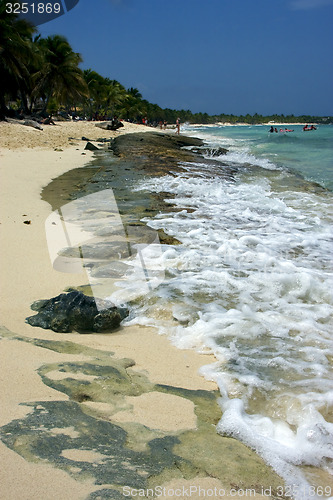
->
184;124;333;191
105;125;333;498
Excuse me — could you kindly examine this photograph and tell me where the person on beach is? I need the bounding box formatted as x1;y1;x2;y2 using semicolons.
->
176;117;180;134
42;115;56;125
269;126;274;133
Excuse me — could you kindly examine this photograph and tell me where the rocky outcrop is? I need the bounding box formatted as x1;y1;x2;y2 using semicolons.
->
108;132;205;176
26;290;128;333
109;132;203;160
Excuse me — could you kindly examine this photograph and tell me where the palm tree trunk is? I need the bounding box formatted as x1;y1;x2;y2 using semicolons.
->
29;96;36;113
0;94;9;120
42;93;52;114
19;88;30;114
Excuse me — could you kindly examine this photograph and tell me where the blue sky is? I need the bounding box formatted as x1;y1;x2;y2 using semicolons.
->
37;0;333;116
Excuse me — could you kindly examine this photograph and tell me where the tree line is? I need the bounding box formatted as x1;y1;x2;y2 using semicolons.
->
1;1;331;125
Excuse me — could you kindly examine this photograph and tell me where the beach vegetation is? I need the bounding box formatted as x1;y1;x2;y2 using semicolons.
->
83;69;109;118
82;70;128;120
0;0;37;117
105;80;126;116
46;96;59;116
127;87;142;100
32;34;88;113
119;94;143;121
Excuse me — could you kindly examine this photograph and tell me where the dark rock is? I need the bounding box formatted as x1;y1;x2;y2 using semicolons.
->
26;291;128;333
95;120;124;131
84;141;99;151
157;229;181;245
94;309;125;332
111;119;124;130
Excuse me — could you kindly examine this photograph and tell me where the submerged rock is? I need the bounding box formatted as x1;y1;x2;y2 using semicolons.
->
191;146;228;157
26;290;128;333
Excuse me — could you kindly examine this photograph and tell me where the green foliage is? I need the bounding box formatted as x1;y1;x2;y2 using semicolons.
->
32;34;88;112
0;0;37;115
47;97;59;115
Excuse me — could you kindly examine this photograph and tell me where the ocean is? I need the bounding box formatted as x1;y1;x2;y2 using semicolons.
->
109;124;333;498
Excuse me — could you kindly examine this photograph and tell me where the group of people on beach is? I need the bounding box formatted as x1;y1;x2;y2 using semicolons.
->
158;118;181;134
159;120;168;130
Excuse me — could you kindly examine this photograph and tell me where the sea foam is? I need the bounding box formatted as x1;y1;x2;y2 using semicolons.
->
115;154;333;496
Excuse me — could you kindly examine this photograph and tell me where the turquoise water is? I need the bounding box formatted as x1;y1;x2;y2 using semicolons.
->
116;124;333;498
184;124;333;191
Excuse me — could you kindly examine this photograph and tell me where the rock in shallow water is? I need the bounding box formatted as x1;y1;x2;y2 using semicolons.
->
26;291;128;333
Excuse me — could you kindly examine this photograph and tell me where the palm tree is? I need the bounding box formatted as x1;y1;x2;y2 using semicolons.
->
82;72;127;119
119;95;143;121
105;79;126;117
83;69;108;118
33;35;88;113
116;87;144;121
0;0;36;117
127;87;142;99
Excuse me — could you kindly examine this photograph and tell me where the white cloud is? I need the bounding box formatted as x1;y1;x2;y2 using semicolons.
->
290;0;333;10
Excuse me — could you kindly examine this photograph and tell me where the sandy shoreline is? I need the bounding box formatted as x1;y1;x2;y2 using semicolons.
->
0;119;154;150
0;120;282;499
